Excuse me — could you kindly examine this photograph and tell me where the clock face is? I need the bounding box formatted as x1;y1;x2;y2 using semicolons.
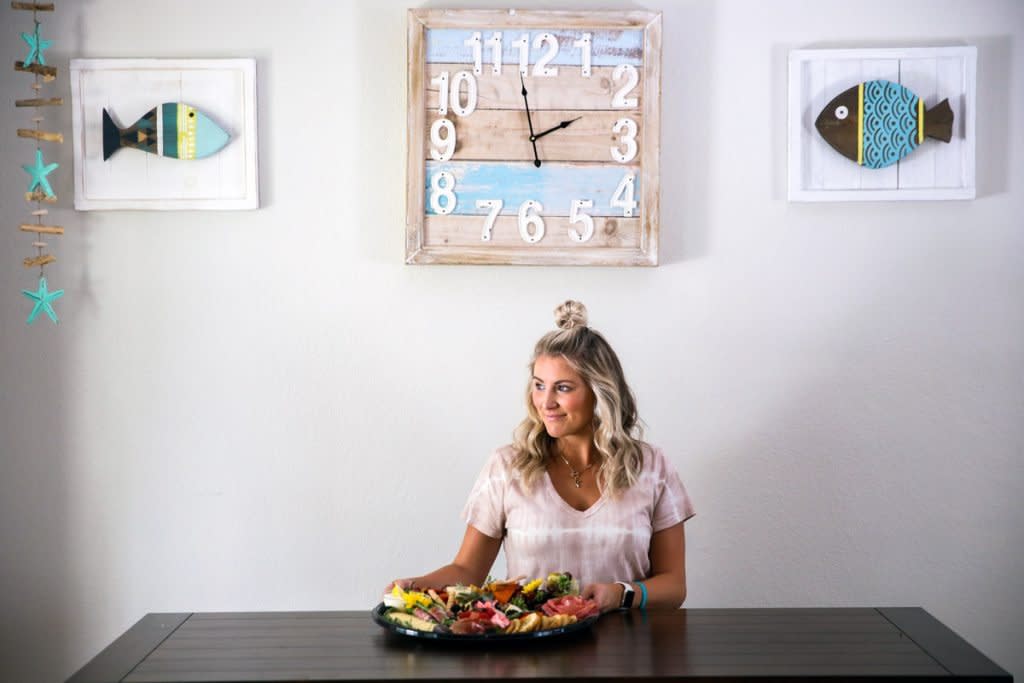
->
407;10;662;265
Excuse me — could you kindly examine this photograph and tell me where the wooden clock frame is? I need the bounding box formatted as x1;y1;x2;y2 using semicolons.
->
406;9;662;266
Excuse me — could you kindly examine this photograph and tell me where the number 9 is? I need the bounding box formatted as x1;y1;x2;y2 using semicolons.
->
430;118;456;161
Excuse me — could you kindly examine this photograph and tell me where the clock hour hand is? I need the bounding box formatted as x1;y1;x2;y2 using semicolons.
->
532;117;582;141
520;72;541;167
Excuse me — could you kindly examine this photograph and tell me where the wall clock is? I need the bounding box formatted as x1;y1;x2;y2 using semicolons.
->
406;9;662;265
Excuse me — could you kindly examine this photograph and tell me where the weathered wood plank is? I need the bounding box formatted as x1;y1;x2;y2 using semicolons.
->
426;63;642;111
14;61;56;80
23;253;55;268
15;97;63;107
426;28;643;67
425;109;642;163
423;160;641;216
425;214;639;248
19;223;63;234
17;128;63;143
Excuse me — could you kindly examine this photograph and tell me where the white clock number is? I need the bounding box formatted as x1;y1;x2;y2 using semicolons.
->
464;32;482;75
610;173;637;218
486;32;503;75
532;33;559;77
569;199;595;243
450;71;478;116
611;118;638;163
429;118;457;161
517;200;545;243
476;199;503;241
431;72;449;115
573;33;592;77
612;64;639;107
430;171;457;215
431;71;477;117
512;33;530;75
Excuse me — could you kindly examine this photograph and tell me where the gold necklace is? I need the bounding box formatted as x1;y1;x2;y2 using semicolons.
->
558;453;594;488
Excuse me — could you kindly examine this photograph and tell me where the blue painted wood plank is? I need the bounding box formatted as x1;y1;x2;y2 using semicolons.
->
426;29;643;67
424;161;641;217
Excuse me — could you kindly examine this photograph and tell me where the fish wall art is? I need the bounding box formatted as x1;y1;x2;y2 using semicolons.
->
102;102;230;161
815;79;953;169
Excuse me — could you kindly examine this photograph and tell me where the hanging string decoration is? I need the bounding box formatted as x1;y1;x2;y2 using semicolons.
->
13;1;64;325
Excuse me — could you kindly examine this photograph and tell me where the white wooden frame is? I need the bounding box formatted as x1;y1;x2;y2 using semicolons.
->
70;58;259;210
788;47;976;202
406;9;662;265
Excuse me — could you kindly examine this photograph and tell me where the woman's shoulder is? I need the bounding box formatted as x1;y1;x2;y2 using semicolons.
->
638;442;676;474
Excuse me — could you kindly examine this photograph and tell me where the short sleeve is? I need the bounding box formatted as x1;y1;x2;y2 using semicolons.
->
650;447;696;532
460;450;508;540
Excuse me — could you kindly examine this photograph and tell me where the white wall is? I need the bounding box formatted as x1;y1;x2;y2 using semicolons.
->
1;1;1021;681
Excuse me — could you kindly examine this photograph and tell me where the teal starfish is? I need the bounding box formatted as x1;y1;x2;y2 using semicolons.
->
22;275;64;325
21;22;52;67
22;149;59;197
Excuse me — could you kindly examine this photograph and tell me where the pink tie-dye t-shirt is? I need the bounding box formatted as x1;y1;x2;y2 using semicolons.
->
461;443;695;587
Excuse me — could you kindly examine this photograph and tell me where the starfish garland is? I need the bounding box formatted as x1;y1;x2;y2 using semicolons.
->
20;22;52;67
22;149;59;197
22;276;64;325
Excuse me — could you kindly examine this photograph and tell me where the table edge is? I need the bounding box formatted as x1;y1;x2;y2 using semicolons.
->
878;607;1013;679
65;613;192;683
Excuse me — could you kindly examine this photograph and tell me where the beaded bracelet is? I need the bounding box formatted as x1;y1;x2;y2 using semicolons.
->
636;581;648;609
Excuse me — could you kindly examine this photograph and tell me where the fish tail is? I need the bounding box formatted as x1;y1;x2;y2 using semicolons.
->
923;99;954;143
102;108;124;161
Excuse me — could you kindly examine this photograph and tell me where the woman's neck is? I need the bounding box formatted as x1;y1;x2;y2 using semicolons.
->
555;434;596;468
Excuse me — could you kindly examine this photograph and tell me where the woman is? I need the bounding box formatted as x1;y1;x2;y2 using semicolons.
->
389;301;695;612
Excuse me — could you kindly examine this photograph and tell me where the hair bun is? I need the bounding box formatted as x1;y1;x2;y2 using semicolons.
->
554;300;588;330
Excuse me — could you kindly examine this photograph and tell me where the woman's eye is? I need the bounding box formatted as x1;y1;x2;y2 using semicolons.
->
835;105;849;120
534;383;544;391
557;385;572;392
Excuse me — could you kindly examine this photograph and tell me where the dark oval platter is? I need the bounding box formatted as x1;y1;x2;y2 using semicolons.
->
371;603;600;642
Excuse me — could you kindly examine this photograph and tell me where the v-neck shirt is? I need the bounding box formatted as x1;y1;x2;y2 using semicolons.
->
461;443;695;587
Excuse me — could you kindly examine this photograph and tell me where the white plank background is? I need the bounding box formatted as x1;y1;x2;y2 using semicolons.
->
788;47;976;201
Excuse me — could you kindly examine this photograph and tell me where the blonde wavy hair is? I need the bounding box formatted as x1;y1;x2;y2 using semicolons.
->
511;300;644;497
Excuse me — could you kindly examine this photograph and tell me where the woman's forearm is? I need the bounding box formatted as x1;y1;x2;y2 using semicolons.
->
633;571;686;608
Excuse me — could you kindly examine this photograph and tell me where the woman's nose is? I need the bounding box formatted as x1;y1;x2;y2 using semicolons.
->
543;390;558;408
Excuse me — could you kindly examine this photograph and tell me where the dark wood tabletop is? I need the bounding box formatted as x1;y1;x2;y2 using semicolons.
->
67;607;1012;683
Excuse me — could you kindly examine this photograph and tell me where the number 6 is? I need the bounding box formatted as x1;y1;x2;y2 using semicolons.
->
517;200;545;243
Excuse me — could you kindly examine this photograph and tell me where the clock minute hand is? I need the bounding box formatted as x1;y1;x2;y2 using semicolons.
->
532;117;582;141
520;72;541;167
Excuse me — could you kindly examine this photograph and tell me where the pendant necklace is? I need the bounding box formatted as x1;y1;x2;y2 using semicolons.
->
558;453;594;488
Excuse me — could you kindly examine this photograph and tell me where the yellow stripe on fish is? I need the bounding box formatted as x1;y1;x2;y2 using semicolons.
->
177;104;198;160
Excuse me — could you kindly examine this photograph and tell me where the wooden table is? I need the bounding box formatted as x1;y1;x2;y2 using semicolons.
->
67;608;1012;682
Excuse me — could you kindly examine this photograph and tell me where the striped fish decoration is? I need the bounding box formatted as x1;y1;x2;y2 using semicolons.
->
102;103;230;161
815;80;953;169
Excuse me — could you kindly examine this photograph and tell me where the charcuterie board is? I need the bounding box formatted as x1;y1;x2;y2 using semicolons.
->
371;602;599;642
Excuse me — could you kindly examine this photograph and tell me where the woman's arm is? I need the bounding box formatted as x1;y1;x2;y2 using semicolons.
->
386;525;503;592
582;521;687;611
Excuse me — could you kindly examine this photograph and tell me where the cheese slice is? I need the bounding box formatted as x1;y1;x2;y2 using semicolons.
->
387;611;437;632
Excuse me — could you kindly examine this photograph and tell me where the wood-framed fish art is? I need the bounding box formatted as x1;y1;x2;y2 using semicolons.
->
69;58;258;210
406;9;662;266
788;46;976;202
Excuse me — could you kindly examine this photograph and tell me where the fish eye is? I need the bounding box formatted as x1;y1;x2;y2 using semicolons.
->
835;105;849;120
188;112;195;118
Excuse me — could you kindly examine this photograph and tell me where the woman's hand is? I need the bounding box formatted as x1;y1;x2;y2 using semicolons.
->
581;582;625;613
383;578;418;594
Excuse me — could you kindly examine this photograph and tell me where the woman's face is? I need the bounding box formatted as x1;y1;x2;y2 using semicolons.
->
531;354;596;440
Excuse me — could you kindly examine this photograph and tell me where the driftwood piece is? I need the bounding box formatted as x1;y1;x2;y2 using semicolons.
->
23;253;56;268
17;128;64;143
20;223;64;234
11;2;55;10
16;97;63;107
25;189;57;203
31;241;47;248
14;61;56;81
31;209;48;216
